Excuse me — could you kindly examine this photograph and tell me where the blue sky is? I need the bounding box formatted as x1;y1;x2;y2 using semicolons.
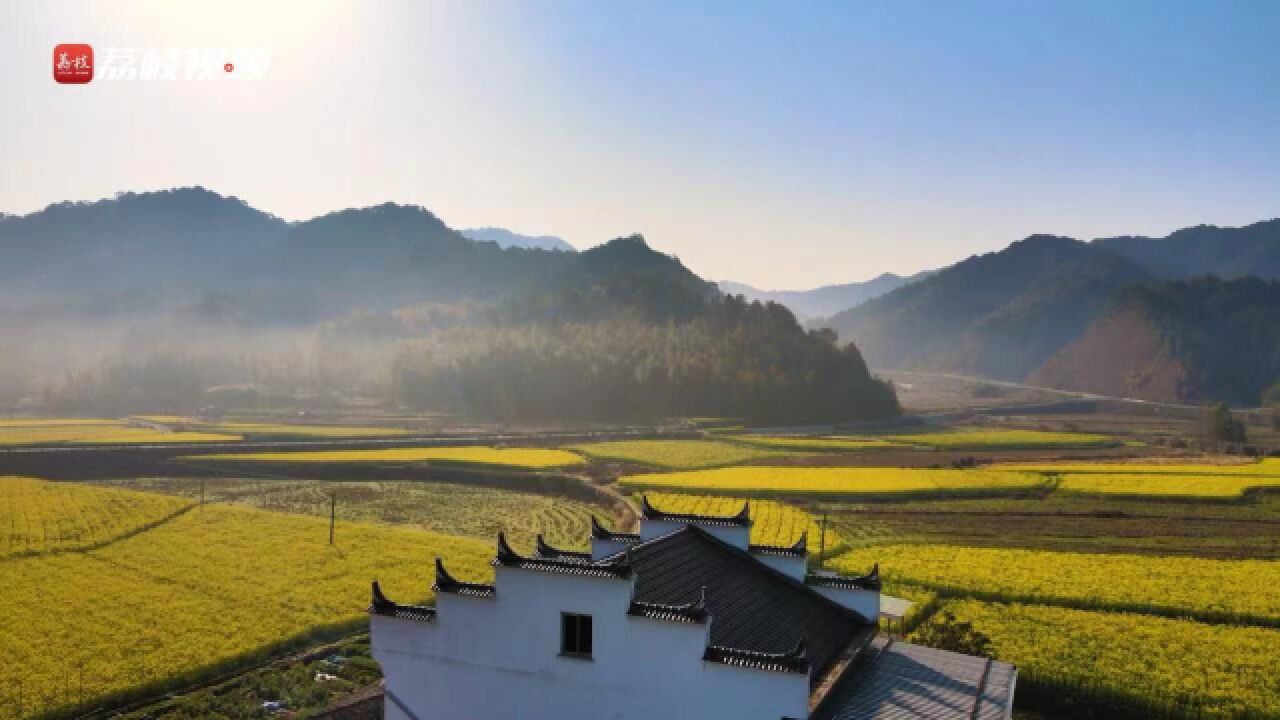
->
1;1;1276;288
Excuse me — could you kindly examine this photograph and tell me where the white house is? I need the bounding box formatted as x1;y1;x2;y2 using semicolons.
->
369;497;1016;720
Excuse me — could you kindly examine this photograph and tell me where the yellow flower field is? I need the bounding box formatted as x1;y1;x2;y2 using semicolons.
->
0;492;492;720
876;427;1114;449
621;466;1047;498
0;418;123;427
193;422;412;438
1056;472;1280;498
728;435;895;451
0;420;240;446
1001;459;1280;476
568;439;786;469
190;446;585;469
831;544;1280;625
991;459;1280;498
0;477;192;558
642;492;842;550
935;599;1280;718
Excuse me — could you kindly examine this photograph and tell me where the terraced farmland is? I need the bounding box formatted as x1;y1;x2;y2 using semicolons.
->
642;492;841;550
0;419;239;446
876;427;1115;449
1000;459;1280;476
0;418;125;427
817;494;1280;558
727;435;895;452
1;477;192;558
621;466;1047;498
568;439;787;469
992;460;1280;498
831;543;1280;625
189;422;412;438
932;600;1280;719
111;478;617;552
0;482;492;720
1055;472;1280;499
190;446;585;469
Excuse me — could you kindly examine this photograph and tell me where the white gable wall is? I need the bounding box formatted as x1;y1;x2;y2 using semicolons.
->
640;519;750;549
752;552;807;580
372;565;810;720
591;536;635;560
811;585;879;622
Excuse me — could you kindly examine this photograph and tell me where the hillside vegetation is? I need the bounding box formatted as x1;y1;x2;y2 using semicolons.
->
825;235;1151;379
1033;277;1280;404
3;189;899;425
821;220;1280;406
1095;219;1280;280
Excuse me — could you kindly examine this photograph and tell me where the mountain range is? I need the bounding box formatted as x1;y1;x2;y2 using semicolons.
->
0;187;897;423
4;187;1278;408
718;271;930;319
460;227;575;252
0;189;585;321
824;219;1280;405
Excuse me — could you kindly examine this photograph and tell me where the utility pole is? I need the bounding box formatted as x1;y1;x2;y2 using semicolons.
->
329;493;336;545
200;478;205;507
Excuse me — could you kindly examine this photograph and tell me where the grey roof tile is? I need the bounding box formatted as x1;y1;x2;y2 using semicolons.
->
815;638;1016;720
624;525;874;678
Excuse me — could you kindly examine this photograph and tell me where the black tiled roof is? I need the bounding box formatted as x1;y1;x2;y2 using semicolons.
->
623;526;874;679
434;557;497;598
807;564;881;592
628;586;709;624
590;515;640;544
749;532;808;558
495;532;633;580
369;580;437;622
641;495;751;527
534;534;594;564
703;640;809;674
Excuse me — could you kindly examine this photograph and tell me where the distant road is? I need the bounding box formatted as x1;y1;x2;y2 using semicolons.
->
876;369;1261;416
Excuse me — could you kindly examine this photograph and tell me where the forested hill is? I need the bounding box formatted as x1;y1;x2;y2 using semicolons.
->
821;218;1280;404
1031;277;1280;406
2;187;900;424
823;235;1151;379
1094;219;1280;280
0;190;711;322
246;202;572;314
0;187;286;302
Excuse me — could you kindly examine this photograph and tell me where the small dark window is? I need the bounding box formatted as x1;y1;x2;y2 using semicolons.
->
560;613;592;658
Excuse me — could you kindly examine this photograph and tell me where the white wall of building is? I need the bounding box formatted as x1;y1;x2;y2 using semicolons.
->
591;537;634;560
811;585;879;621
640;520;749;549
752;552;807;580
373;564;810;720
